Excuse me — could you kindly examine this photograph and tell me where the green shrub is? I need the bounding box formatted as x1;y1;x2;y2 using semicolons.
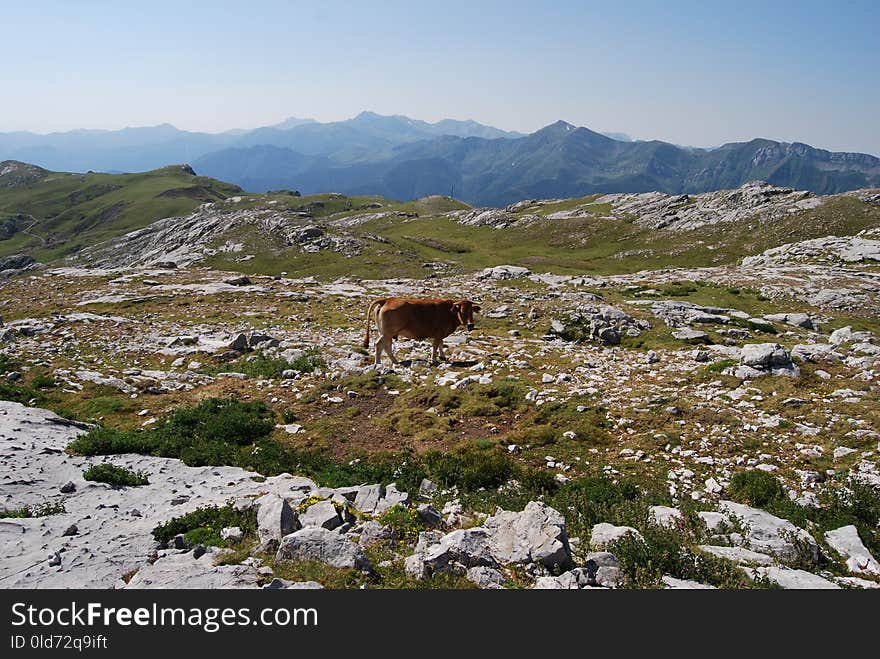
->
704;358;738;374
610;524;753;588
549;476;657;540
422;447;517;491
68;426;152;455
31;373;57;389
152;504;257;546
288;348;326;373
0;502;66;518
728;470;784;507
83;463;149;487
213;349;325;380
376;505;425;542
0;382;40;404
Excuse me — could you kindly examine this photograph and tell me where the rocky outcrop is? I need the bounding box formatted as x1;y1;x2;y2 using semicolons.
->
735;343;800;378
484;501;573;570
550;304;648;345
743;234;880;267
275;527;372;571
596;181;823;231
73;205;362;269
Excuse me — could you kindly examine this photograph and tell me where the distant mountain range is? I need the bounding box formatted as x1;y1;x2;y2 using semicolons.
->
2;113;878;206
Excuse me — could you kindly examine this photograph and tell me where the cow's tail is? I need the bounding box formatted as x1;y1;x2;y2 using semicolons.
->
363;299;386;348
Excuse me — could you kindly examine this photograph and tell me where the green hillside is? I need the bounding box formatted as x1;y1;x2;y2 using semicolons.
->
0;161;242;260
202;192;880;279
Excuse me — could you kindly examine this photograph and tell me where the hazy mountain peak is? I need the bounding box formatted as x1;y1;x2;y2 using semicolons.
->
272;116;317;130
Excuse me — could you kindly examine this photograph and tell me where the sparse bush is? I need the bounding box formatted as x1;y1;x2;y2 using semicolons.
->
31;373;57;389
152;504;257;546
422;447;518;491
376;505;425;542
610;523;753;589
0;382;40;404
548;476;661;542
704;358;738;374
287;348;326;373
213;350;325;380
69;426;154;455
728;470;784;507
83;463;149;487
0;502;66;518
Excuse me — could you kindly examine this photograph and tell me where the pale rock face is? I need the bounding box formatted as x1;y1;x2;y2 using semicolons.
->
255;493;299;548
698;545;774;566
824;525;880;575
718;501;820;563
124;549;260;589
590;523;643;549
297;499;342;531
0;401;324;589
738;343;799;378
476;264;531;280
745;567;840;589
661;576;716;589
421;528;496;572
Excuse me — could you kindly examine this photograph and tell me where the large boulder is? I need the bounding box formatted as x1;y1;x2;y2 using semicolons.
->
353;484;385;515
255;494;299;548
484;501;573;570
738;343;799;377
746;566;839;589
551;304;649;345
298;500;342;530
276;527;372;571
791;343;843;363
762;313;816;330
422;528;496;572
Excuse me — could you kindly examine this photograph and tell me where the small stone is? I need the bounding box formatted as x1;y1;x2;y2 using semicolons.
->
220;526;243;542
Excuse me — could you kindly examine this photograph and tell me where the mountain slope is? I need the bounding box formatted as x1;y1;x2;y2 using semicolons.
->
201;122;879;205
0;161;241;260
64;181;880;281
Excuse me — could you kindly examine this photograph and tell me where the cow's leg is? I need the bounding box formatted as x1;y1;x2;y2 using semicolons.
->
374;336;383;365
380;335;398;364
432;338;447;363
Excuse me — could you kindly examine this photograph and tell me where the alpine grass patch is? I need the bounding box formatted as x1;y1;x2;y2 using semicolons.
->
83;463;149;487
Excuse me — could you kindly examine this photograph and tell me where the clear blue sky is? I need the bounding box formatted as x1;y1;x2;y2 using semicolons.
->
3;0;878;154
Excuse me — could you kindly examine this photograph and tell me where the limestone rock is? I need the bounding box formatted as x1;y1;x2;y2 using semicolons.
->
484;501;573;570
276;527;371;571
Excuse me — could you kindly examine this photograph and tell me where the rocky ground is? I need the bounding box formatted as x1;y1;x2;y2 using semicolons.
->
2;191;880;589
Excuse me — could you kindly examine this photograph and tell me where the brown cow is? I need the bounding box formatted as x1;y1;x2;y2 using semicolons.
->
363;297;481;365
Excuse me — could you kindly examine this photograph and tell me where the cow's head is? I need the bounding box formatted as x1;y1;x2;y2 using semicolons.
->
453;299;481;331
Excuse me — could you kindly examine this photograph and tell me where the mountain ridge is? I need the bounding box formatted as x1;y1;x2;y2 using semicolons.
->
2;113;878;207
